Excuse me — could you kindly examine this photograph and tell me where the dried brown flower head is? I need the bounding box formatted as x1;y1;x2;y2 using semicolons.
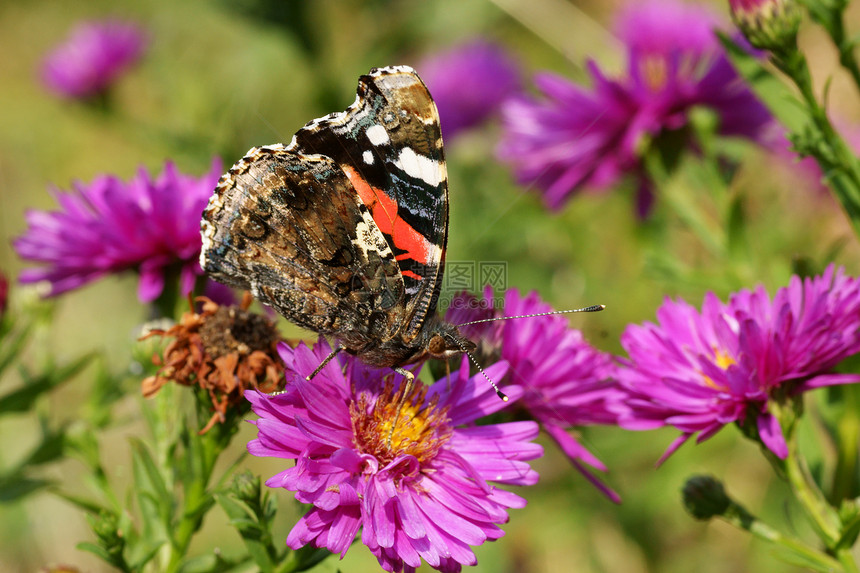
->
141;293;287;432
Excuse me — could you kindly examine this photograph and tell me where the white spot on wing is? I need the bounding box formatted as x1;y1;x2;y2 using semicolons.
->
353;209;393;259
394;147;442;187
366;125;390;146
363;150;374;165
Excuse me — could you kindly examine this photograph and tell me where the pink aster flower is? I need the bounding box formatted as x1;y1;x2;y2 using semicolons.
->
14;160;222;303
419;39;522;140
247;340;542;573
41;19;147;100
447;288;621;501
616;265;860;462
498;0;773;215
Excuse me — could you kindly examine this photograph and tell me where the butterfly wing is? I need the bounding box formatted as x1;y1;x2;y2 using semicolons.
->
289;66;449;342
200;145;406;342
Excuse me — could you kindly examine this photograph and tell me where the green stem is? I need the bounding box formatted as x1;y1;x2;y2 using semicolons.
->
722;500;845;573
829;2;860;96
772;48;860;237
164;408;236;573
830;385;860;504
766;394;845;552
784;434;842;547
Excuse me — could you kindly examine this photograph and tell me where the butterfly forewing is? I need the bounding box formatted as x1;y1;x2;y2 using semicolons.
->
289;66;449;342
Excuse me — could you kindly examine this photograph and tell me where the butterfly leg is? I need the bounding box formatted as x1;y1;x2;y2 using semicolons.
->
388;366;415;448
306;346;344;381
266;346;343;398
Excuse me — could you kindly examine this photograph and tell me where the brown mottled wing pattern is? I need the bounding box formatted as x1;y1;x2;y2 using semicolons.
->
200;145;406;342
289;66;449;343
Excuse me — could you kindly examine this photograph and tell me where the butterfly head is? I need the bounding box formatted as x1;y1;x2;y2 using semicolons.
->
424;318;477;360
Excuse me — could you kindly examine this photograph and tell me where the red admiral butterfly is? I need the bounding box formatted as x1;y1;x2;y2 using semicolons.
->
200;66;486;391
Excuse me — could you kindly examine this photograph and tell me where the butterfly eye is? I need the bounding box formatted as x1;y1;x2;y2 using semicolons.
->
428;334;447;356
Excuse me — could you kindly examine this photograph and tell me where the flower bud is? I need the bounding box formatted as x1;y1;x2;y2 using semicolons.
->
682;475;732;520
729;0;802;52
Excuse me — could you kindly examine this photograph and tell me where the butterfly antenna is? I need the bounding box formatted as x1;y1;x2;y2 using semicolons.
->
449;336;508;402
456;304;605;327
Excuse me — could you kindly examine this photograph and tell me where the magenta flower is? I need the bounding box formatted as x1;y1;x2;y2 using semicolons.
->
41;19;147;100
247;340;541;572
419;39;522;140
14;160;222;303
447;288;621;501
498;0;773;215
616;265;860;462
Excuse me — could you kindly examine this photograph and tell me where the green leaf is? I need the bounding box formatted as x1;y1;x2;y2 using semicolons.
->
837;502;860;548
0;352;95;414
0;320;32;379
718;33;807;134
52;490;108;514
22;426;68;467
177;552;252;573
130;438;173;540
216;493;276;573
127;540;166;572
726;193;748;260
77;541;114;564
0;475;54;503
84;361;129;429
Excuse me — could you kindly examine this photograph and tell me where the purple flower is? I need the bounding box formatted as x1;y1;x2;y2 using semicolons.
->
419;39;521;140
447;288;621;501
615;265;860;462
247;340;542;572
41;19;147;100
14;160;222;303
498;0;774;214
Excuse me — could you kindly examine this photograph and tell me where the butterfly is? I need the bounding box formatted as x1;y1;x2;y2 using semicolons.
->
200;65;487;392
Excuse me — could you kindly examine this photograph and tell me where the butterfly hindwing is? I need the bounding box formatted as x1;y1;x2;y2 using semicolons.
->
200;145;406;343
289;66;449;342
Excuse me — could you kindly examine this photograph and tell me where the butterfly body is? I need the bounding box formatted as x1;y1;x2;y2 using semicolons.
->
200;66;474;373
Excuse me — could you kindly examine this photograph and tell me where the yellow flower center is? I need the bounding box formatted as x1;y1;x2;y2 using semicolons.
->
702;347;737;390
351;379;452;470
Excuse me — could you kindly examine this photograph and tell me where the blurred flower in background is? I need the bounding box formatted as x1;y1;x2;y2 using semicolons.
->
41;19;147;100
614;265;860;462
14;159;222;303
247;340;541;573
447;288;621;501
0;270;7;319
498;0;774;215
141;294;285;432
419;39;522;140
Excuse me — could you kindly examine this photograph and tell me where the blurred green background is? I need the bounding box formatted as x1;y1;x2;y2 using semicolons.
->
1;0;859;571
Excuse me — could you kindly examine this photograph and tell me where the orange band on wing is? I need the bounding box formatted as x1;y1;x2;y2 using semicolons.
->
342;165;434;267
